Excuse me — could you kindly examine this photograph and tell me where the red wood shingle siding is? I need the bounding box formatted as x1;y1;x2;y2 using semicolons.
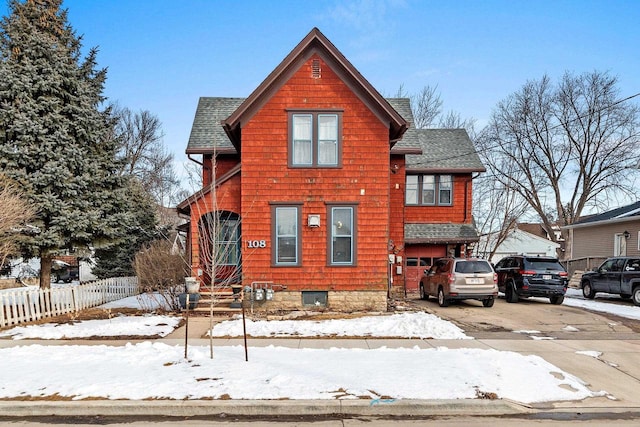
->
239;55;390;292
404;175;473;223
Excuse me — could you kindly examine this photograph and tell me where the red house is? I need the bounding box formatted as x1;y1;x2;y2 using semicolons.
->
177;28;484;311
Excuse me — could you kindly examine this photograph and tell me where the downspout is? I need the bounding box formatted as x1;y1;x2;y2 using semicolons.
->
466;172;482;223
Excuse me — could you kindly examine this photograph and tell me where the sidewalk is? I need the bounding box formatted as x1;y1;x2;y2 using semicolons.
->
1;316;639;419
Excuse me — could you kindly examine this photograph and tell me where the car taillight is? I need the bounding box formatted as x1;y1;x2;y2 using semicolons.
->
448;273;455;284
493;273;498;284
559;272;568;277
519;270;536;277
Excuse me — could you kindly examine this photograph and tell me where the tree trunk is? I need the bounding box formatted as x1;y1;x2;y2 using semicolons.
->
40;255;52;289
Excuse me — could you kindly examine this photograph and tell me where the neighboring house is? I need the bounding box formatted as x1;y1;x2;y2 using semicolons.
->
563;201;640;260
177;28;483;311
475;229;561;265
517;222;565;256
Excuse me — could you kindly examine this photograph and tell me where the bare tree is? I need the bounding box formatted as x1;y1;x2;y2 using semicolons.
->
478;71;640;250
438;110;478;139
395;84;443;129
112;105;180;207
0;175;35;271
472;165;530;260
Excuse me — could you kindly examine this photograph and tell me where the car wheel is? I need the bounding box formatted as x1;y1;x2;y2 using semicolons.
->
419;284;429;301
632;287;640;307
482;298;495;308
437;287;449;307
550;295;564;305
582;281;595;299
505;282;518;303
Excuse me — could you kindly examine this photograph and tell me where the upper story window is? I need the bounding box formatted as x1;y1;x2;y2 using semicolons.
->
289;111;342;167
405;174;452;206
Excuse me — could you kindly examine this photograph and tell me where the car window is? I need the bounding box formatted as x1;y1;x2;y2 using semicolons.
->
455;260;492;274
434;259;449;273
503;258;518;268
524;258;564;271
601;259;613;271
625;259;640;271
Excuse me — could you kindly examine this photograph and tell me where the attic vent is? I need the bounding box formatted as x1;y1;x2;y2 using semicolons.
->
312;59;321;79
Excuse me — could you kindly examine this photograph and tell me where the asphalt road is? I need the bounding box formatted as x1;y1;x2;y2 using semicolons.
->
409;292;640;340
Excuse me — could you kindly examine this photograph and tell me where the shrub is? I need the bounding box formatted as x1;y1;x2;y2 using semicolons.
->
133;240;188;311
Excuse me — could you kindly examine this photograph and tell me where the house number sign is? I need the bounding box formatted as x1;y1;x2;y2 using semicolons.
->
246;240;267;248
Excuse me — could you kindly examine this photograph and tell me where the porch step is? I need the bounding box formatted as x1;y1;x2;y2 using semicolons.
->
182;285;244;316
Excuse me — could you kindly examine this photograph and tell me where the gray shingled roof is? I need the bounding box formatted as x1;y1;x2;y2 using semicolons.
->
387;98;421;152
405;223;479;244
571;201;640;226
185;97;418;155
186;97;245;154
406;129;485;172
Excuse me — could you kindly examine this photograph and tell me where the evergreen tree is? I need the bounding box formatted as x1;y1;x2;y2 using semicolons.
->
0;0;130;287
92;179;166;279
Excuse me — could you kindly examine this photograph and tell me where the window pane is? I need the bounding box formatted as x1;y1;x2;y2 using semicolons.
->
318;115;337;165
439;175;452;205
292;115;312;165
422;175;435;204
406;175;418;204
331;207;353;264
276;207;298;264
216;219;239;265
277;237;297;263
333;237;351;263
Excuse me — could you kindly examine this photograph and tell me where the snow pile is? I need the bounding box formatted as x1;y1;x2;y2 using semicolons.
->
211;312;471;339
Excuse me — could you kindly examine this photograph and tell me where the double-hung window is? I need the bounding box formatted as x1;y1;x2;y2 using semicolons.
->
271;204;301;266
327;205;357;265
405;174;452;206
290;111;341;167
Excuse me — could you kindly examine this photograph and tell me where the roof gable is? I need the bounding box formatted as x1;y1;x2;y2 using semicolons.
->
222;27;407;148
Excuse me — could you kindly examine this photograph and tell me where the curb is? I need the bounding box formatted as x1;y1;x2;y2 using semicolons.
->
0;399;529;418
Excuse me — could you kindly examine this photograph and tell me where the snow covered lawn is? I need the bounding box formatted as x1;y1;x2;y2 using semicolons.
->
2;289;633;403
210;311;471;339
0;341;607;403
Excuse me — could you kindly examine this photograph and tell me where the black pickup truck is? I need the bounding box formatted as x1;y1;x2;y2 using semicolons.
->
581;257;640;306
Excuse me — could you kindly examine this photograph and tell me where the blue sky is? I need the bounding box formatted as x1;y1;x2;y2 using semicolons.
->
2;0;639;187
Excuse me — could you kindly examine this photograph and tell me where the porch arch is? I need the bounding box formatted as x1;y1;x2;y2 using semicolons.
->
197;210;241;287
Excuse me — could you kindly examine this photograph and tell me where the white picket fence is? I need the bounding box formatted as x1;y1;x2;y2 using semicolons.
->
0;277;139;328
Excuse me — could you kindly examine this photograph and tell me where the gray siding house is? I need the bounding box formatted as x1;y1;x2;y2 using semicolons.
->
564;201;640;261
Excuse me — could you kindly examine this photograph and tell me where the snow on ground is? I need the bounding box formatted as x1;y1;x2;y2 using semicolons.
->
210;311;471;339
2;288;636;403
563;288;640;320
0;342;607;403
0;315;180;339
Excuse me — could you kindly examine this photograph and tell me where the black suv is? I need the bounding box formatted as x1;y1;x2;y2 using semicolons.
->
494;256;568;304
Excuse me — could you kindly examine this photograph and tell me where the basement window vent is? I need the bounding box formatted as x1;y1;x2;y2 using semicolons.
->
312;59;321;79
302;291;327;307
